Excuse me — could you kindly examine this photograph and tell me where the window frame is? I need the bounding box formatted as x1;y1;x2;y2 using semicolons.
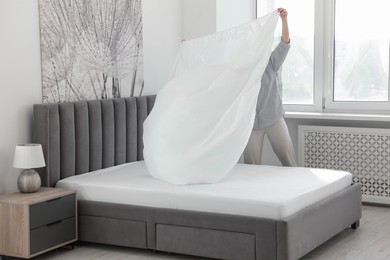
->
256;0;390;113
323;0;390;113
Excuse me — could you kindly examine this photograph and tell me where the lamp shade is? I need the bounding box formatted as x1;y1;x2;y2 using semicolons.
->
12;144;46;169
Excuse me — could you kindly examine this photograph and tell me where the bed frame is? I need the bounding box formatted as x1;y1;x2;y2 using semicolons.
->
33;95;362;260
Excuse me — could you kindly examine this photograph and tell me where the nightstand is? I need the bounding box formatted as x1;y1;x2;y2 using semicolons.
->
0;187;77;259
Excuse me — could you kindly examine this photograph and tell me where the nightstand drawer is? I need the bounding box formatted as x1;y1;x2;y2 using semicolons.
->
30;194;75;229
30;217;76;254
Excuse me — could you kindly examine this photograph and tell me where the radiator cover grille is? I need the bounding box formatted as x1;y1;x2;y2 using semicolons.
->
298;125;390;204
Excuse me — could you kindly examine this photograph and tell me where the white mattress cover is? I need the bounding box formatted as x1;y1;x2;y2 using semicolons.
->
56;161;352;219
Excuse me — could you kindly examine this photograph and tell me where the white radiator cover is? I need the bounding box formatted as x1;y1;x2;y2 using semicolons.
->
298;125;390;204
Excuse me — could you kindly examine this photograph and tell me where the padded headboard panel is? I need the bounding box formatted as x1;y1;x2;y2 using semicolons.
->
33;95;156;187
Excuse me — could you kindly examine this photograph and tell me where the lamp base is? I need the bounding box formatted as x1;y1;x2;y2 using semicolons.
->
17;169;41;193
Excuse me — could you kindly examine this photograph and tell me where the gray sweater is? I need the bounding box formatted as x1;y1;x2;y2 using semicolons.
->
253;40;290;129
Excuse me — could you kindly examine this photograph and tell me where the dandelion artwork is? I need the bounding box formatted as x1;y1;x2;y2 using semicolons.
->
39;0;143;103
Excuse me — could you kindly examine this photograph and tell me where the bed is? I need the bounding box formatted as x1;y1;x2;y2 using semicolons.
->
33;95;362;260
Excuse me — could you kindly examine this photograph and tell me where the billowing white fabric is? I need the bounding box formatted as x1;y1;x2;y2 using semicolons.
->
143;12;279;185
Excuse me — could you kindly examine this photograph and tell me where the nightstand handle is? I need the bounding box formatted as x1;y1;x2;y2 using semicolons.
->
46;220;62;227
46;197;61;203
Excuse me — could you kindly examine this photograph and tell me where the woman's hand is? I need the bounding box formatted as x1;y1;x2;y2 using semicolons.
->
277;8;288;21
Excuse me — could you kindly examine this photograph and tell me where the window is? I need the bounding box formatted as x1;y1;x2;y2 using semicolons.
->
273;0;315;105
333;0;390;103
256;0;390;113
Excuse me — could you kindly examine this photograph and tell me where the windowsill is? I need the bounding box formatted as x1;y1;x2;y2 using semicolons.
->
285;111;390;122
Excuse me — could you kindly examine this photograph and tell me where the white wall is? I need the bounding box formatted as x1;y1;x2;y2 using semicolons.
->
0;0;42;194
182;0;217;40
181;0;255;38
142;0;182;94
216;0;255;32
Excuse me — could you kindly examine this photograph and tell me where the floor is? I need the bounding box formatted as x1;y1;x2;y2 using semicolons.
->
31;205;390;260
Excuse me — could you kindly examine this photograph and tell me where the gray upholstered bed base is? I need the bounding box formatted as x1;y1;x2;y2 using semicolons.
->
33;95;362;260
78;183;361;260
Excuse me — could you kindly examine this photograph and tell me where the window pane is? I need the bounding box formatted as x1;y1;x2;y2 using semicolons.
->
334;0;390;102
258;0;315;105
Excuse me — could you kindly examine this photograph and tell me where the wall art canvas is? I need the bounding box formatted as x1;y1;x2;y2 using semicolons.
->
39;0;143;103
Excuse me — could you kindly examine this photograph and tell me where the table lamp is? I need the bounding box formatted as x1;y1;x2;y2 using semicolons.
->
12;144;46;193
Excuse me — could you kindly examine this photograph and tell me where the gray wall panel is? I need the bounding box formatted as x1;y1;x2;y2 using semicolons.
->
101;100;115;168
126;98;138;162
48;104;61;187
59;103;76;179
33;105;50;186
74;102;90;174
114;99;126;165
88;100;103;171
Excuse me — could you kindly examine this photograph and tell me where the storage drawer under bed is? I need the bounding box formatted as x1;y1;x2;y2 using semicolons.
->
78;215;147;249
156;224;256;260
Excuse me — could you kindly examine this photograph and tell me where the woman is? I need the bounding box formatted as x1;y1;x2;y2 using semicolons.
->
244;8;297;166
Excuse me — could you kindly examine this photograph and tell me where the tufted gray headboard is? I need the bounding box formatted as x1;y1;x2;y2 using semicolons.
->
33;95;156;187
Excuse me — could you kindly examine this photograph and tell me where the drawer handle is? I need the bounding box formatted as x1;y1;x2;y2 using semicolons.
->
47;220;62;227
46;197;61;203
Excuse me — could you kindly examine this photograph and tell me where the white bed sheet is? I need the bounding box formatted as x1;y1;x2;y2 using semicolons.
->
56;162;352;220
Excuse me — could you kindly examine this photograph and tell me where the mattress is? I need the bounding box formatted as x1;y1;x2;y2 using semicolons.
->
56;161;352;220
